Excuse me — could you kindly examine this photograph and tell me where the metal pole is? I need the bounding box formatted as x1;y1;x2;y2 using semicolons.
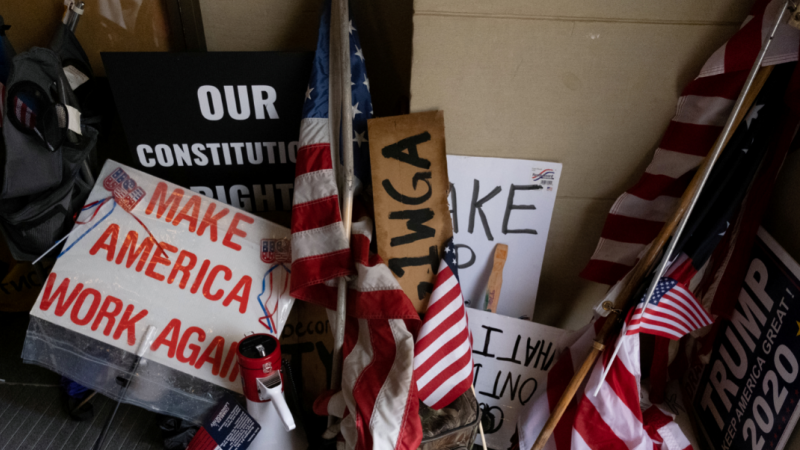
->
328;0;354;428
62;1;85;32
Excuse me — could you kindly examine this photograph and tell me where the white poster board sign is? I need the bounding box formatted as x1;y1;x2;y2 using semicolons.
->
468;309;570;449
447;155;561;318
29;160;294;393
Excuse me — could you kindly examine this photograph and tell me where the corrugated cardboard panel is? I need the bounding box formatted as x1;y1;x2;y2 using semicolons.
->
199;0;324;51
199;0;413;117
410;2;744;329
415;1;750;24
2;0;171;76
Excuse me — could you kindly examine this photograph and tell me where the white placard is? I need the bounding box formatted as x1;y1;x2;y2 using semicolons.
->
30;160;294;393
447;155;561;318
468;309;570;449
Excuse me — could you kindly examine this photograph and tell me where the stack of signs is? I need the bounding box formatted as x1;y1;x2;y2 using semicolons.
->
23;160;295;421
685;228;800;450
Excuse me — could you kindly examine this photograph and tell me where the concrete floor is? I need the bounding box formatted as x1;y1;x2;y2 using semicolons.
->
0;312;163;450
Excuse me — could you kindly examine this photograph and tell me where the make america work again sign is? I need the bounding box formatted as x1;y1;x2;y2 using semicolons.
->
103;52;312;216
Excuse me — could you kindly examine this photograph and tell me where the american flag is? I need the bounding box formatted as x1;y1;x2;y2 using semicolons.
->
14;96;36;129
290;2;422;449
625;277;713;340
515;316;694;450
413;238;472;410
580;0;800;287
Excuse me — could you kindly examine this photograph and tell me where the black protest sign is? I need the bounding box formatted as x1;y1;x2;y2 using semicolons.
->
687;229;800;450
103;52;312;216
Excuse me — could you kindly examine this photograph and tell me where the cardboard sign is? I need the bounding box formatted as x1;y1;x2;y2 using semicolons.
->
685;228;800;450
468;308;570;449
447;155;562;319
103;52;313;215
29;160;295;394
368;111;453;312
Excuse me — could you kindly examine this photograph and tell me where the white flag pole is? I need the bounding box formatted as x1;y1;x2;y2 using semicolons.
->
328;0;354;430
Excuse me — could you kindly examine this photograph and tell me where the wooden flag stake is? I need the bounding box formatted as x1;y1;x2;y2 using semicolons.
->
483;244;509;313
530;3;790;448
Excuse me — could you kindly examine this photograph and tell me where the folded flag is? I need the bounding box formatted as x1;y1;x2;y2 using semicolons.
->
289;2;421;449
414;238;473;409
625;277;713;340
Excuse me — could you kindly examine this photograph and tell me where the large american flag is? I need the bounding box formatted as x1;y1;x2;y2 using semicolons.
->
516;314;694;450
413;238;473;410
290;2;422;449
580;0;800;286
625;277;713;340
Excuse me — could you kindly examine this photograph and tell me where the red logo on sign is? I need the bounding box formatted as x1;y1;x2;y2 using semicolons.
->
103;168;146;212
261;239;291;264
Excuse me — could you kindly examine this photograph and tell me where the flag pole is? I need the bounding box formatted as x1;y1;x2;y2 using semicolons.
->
530;3;790;449
592;0;789;397
329;0;354;428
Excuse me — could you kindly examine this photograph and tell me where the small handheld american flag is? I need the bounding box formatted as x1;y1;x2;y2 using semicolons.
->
625;277;713;340
413;238;474;409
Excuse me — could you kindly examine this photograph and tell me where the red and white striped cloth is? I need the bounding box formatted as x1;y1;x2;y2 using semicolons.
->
290;5;422;448
292;130;422;449
581;0;800;286
517;315;693;450
413;239;473;409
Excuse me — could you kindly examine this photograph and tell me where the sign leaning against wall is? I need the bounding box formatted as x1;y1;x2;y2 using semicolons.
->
103;52;313;216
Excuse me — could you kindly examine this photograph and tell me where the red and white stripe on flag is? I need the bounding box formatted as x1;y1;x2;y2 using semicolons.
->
517;315;694;450
290;116;351;294
580;0;800;286
314;315;421;450
413;256;473;409
291;122;422;449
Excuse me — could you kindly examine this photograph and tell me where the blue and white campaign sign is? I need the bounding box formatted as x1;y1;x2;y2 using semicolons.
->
688;228;800;450
447;155;562;319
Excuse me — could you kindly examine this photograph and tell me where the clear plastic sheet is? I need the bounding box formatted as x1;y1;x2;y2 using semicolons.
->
23;316;233;423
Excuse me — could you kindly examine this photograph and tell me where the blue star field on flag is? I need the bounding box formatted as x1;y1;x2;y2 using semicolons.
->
442;238;460;282
302;0;374;186
647;278;677;306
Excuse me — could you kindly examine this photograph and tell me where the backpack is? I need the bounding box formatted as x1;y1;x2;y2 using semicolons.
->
0;22;97;261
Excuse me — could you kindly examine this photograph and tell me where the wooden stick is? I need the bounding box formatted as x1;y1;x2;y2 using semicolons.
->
529;65;774;450
471;385;488;450
75;391;97;412
483;244;509;313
